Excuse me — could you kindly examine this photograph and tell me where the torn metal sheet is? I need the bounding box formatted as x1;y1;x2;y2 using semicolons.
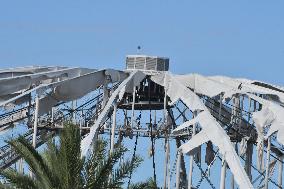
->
81;70;146;157
36;69;128;115
209;75;284;104
175;73;284;105
248;94;284;145
0;67;94;97
52;69;128;101
0;66;67;79
175;74;239;99
173;111;254;189
0;69;127;114
152;72;253;189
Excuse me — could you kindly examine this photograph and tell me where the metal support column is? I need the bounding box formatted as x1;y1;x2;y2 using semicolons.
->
220;155;227;189
167;142;171;189
188;111;197;189
110;100;117;154
278;156;283;189
51;107;55;124
18;158;23;174
231;142;238;189
163;138;170;189
102;82;108;108
72;100;76;124
176;151;181;189
230;173;234;189
246;97;253;180
264;137;271;189
163;77;170;189
32;96;39;148
27;92;32;126
131;85;136;128
245;142;253;180
30;96;39;177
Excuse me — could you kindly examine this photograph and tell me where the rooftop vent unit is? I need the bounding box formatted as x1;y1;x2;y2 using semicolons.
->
126;55;169;71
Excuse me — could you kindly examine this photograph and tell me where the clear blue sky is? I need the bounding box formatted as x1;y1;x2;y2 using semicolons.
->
0;1;284;84
1;1;284;187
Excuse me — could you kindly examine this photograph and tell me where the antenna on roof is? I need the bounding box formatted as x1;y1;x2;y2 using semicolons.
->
137;46;141;54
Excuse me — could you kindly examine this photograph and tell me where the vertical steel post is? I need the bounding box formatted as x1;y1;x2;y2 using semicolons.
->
188;111;197;189
110;101;117;154
218;93;222;120
231;142;238;189
230;173;234;189
18;158;23;174
51;107;54;124
220;155;227;189
188;77;198;189
163;74;169;189
245;97;253;180
163;138;170;189
72;100;76;124
167;141;171;189
27;92;32;126
80;109;83;135
30;96;39;177
278;156;283;189
176;151;181;189
23;92;32;175
102;83;108;108
32;96;39;148
245;142;253;180
131;85;136;128
264;137;271;189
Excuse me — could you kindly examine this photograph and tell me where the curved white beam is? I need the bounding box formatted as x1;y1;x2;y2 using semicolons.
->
0;66;67;79
0;69;128;116
38;69;128;115
247;94;284;144
151;73;253;189
179;130;209;155
208;75;284;103
0;67;94;98
176;73;284;105
52;69;127;101
175;73;284;147
80;70;146;157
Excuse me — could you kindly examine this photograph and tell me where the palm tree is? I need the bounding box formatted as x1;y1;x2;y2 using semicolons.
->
0;122;155;189
128;178;159;189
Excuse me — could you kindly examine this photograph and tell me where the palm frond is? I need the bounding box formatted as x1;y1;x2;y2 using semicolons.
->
0;168;38;189
92;146;127;189
0;121;150;189
49;122;84;189
42;139;60;181
83;139;107;189
108;156;143;188
128;177;159;189
0;182;14;189
6;136;57;188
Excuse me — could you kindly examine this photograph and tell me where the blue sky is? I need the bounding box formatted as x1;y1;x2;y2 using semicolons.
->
0;0;284;187
0;1;284;84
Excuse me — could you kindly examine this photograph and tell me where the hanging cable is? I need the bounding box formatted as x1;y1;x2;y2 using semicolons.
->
148;78;157;183
127;110;142;188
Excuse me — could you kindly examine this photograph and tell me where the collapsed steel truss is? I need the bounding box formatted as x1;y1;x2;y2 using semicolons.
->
0;65;284;188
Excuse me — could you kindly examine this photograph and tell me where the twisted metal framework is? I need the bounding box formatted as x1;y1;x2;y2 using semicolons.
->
0;64;284;189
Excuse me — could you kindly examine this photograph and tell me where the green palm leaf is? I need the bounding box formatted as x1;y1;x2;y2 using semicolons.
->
0;121;157;189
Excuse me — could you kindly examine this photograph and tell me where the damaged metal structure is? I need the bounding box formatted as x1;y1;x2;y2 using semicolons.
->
0;56;283;188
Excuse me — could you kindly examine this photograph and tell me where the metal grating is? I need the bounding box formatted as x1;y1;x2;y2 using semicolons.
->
146;57;157;70
126;55;169;71
135;57;145;69
157;58;165;71
126;57;135;69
